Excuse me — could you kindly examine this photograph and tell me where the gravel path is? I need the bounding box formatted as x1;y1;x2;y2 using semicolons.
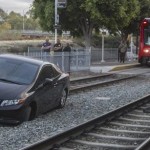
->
0;75;150;150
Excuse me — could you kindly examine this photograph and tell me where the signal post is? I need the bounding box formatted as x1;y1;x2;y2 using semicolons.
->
54;0;67;43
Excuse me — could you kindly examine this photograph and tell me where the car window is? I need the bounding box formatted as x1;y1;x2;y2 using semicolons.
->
52;66;61;77
0;58;39;84
34;65;55;87
52;64;62;77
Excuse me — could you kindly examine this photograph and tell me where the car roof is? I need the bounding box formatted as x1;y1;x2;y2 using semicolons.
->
0;54;51;66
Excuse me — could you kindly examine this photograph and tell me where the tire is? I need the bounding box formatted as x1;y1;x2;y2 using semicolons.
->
58;89;67;108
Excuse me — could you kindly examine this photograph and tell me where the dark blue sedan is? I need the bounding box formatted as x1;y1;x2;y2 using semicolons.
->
0;54;70;124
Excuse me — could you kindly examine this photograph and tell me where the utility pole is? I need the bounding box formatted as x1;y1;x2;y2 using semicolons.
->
130;33;133;61
101;32;106;62
54;0;67;43
55;0;58;43
23;10;25;32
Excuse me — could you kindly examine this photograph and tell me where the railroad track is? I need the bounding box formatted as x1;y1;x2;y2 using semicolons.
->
70;73;138;93
20;70;150;150
21;94;150;150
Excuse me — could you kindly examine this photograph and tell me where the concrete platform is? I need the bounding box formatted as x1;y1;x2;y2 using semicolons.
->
90;61;140;73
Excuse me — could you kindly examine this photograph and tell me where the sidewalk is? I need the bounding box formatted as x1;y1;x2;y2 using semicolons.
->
70;60;140;79
90;60;139;73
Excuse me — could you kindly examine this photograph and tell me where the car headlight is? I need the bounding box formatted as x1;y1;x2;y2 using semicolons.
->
0;99;25;107
0;92;34;107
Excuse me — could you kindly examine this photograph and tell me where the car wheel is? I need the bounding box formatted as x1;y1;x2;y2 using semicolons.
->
58;89;67;108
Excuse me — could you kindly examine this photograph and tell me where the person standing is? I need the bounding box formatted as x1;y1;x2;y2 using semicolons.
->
53;39;63;52
41;37;51;61
41;37;51;53
63;43;71;52
53;39;63;68
63;43;71;73
118;41;127;63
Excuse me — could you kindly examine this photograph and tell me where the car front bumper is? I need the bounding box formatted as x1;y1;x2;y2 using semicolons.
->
0;104;27;125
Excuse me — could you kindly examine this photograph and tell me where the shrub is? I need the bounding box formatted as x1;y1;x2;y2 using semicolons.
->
91;35;121;48
0;31;21;40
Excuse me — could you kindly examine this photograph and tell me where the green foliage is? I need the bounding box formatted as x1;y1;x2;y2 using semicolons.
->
0;8;41;31
91;35;121;48
94;0;140;39
33;0;54;31
0;22;11;31
6;11;41;30
0;8;7;22
7;11;23;30
32;0;140;47
124;0;150;36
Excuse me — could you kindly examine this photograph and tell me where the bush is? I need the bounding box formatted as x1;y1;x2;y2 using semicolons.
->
91;35;121;48
0;31;21;40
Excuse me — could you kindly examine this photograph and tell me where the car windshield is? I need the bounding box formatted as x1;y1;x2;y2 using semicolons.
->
0;58;39;85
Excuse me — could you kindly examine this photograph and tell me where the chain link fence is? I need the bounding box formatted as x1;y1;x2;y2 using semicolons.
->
90;47;137;64
24;47;91;73
91;48;118;64
0;46;132;72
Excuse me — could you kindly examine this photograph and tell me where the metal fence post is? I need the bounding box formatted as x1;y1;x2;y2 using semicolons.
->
62;52;64;71
28;47;29;56
101;34;105;62
76;50;79;71
89;47;91;70
40;49;42;60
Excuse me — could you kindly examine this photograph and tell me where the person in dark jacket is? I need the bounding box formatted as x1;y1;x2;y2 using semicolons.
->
63;43;71;52
63;43;71;74
53;39;63;52
53;39;63;69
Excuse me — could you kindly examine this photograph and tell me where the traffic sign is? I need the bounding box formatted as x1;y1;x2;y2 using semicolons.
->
53;24;61;29
57;0;67;8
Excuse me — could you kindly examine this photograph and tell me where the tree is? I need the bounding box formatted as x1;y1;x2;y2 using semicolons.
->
0;22;11;31
33;0;140;47
33;0;54;31
25;18;41;30
0;8;7;23
88;0;140;42
122;0;150;52
32;0;102;47
6;11;41;31
7;11;23;30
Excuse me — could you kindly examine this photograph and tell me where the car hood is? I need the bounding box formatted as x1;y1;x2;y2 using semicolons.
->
0;81;28;99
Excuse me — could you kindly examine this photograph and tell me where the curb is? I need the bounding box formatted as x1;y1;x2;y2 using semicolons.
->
109;63;140;72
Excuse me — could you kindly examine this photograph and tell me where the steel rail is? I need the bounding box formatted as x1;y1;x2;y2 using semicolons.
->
70;75;138;93
70;73;112;84
21;94;150;150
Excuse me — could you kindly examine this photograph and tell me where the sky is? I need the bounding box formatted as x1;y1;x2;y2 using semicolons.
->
0;0;33;15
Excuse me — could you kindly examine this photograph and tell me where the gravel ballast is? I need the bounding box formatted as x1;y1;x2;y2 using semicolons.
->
0;75;150;150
